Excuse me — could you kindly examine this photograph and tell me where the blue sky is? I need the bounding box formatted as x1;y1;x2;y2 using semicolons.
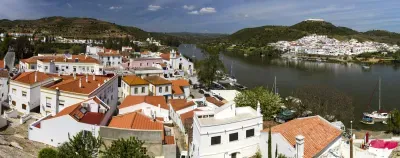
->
1;0;400;33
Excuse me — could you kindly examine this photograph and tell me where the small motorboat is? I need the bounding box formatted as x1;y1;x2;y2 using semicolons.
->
361;115;375;125
362;65;371;69
382;121;388;125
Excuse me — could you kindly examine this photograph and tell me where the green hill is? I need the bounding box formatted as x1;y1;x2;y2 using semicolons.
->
223;20;400;47
0;16;221;44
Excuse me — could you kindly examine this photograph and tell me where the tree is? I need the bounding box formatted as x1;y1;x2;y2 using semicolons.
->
0;34;11;59
388;109;400;134
101;137;149;158
277;154;288;158
268;127;272;158
291;85;354;121
11;36;34;62
38;148;58;158
71;45;82;55
146;44;159;52
196;46;225;87
57;131;103;158
234;87;282;120
254;149;262;158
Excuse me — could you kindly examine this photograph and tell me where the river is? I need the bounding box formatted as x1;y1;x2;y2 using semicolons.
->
178;44;400;130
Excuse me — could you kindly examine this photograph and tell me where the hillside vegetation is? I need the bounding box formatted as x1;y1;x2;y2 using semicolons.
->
221;20;400;47
0;16;222;44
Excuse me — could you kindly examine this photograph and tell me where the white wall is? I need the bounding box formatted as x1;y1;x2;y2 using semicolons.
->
121;81;149;99
29;115;100;147
0;77;8;102
190;114;263;158
100;56;122;67
119;102;169;122
259;132;296;158
149;84;172;96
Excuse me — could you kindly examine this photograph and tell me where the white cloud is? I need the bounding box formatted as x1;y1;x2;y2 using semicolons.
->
148;5;161;11
66;3;72;8
183;5;195;10
199;7;216;14
109;6;122;10
188;11;199;15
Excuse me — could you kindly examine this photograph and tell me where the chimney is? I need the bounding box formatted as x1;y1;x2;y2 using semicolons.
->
34;71;37;82
98;83;100;87
256;101;261;116
79;78;82;88
295;135;304;158
85;74;88;83
73;72;76;80
158;104;161;113
93;74;96;81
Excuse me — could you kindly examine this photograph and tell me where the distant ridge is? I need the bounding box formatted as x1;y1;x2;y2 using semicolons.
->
222;20;400;47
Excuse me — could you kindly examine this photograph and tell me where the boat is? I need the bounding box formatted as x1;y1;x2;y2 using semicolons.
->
360;115;375;125
363;77;389;122
362;65;371;69
382;121;388;125
316;58;322;62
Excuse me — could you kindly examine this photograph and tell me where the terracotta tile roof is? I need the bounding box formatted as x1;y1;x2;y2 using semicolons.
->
46;74;114;94
141;51;150;55
122;75;149;86
206;97;225;107
263;116;342;158
144;76;171;85
108;112;163;131
164;136;175;144
159;63;167;68
22;55;100;64
180;109;202;124
13;71;56;85
0;70;8;78
104;49;119;54
98;52;122;57
169;99;195;111
119;96;168;110
171;79;190;95
50;97;106;125
160;53;170;60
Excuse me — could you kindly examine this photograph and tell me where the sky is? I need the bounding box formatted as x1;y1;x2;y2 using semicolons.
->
1;0;400;34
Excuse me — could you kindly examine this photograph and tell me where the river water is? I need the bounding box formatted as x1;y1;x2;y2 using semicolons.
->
178;44;400;130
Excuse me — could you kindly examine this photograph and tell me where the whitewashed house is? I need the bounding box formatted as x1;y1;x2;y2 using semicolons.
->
259;115;342;158
40;74;118;116
160;50;194;75
9;71;57;114
189;102;263;158
144;76;172;98
86;46;104;55
171;79;190;99
29;97;113;146
121;75;149;99
118;96;169;122
98;52;122;67
19;55;104;75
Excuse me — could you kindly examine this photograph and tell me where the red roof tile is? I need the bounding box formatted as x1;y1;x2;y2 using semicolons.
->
119;96;168;110
46;75;114;94
180;109;202;124
171;79;189;95
108;112;163;131
144;76;171;85
164;136;175;144
263;116;342;158
122;75;149;86
206;97;225;107
169;99;195;111
13;71;56;85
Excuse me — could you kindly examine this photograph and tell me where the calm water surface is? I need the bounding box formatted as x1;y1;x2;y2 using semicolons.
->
179;44;400;130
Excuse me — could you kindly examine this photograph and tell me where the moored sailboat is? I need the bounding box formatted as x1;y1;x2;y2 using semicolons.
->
363;77;389;123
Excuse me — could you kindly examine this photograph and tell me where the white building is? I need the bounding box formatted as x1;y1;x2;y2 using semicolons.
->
0;70;9;102
171;79;190;99
40;74;118;116
144;76;172;97
19;55;104;75
121;75;150;99
189;101;263;158
29;97;113;146
86;46;104;55
118;96;170;122
122;46;133;52
160;50;194;75
98;52;122;67
259;115;342;158
9;72;58;114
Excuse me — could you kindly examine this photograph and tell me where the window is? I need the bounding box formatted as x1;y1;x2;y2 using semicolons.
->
246;129;255;138
134;88;138;94
66;66;69;69
142;87;145;93
11;101;16;106
12;88;16;94
159;87;162;93
165;86;169;92
73;66;77;72
140;63;142;66
46;97;51;107
45;66;48;70
80;107;87;114
21;91;27;97
59;100;65;107
22;104;27;110
211;136;221;145
229;133;238;142
56;66;59;71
